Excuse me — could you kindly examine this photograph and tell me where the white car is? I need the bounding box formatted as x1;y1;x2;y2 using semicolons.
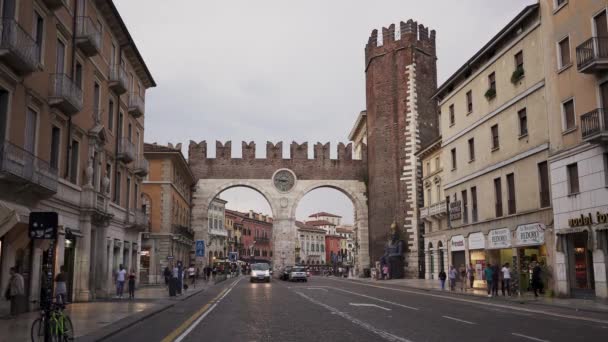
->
289;266;308;282
250;263;271;283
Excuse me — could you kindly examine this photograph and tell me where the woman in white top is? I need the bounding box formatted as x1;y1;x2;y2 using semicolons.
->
501;263;511;296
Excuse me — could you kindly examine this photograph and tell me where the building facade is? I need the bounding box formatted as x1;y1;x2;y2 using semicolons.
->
0;0;154;311
435;4;554;292
207;198;227;263
541;0;608;299
337;226;354;265
325;234;344;265
296;221;326;265
416;138;448;280
140;143;194;284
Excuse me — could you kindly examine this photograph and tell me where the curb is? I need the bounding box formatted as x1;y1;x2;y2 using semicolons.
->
345;279;608;315
77;285;209;342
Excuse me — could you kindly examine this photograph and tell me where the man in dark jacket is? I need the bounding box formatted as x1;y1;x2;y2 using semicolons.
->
491;264;500;297
438;269;447;290
532;262;542;297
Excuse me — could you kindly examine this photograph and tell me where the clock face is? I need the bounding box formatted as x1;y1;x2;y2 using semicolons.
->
273;170;295;192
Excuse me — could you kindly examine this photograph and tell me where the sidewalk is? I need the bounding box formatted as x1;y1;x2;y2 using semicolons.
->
0;279;213;342
347;277;608;314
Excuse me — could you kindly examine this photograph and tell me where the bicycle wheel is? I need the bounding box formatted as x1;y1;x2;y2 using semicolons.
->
30;318;45;342
59;314;74;342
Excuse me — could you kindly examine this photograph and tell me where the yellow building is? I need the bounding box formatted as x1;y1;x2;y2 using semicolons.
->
434;4;553;291
140;143;194;284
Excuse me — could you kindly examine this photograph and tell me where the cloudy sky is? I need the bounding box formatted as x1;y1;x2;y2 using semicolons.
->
115;0;533;224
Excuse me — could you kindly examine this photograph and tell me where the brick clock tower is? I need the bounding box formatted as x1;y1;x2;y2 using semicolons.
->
365;20;438;277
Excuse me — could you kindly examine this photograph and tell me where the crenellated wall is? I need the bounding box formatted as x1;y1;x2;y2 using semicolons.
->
188;141;367;181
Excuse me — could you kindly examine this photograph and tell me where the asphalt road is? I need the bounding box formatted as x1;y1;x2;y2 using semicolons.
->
105;276;608;342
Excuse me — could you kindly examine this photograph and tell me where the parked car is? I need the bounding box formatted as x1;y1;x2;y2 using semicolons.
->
250;263;271;283
289;266;308;282
280;266;293;280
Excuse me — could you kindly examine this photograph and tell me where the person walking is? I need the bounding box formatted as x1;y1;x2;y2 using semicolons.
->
163;266;171;287
116;264;127;299
532;262;542;298
188;264;196;288
438;269;447;290
448;265;457;291
170;264;179;297
4;267;25;318
55;266;68;305
484;263;494;297
128;270;136;299
382;264;389;280
459;265;467;291
501;263;511;296
466;263;475;290
491;263;500;297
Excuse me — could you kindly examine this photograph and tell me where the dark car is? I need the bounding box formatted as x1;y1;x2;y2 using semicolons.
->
280;266;293;280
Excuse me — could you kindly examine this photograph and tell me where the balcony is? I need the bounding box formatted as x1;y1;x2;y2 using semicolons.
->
420;200;447;220
128;93;145;118
109;64;128;95
581;108;608;144
576;37;608;73
75;17;101;56
173;224;194;240
41;0;65;10
0;19;40;75
128;208;149;231
0;140;58;195
254;236;270;244
49;74;83;115
133;158;149;177
117;137;135;163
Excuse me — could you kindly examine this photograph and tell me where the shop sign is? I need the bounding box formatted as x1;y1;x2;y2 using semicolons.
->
468;232;485;250
450;201;462;221
515;223;545;246
488;228;511;249
568;211;608;227
450;235;465;251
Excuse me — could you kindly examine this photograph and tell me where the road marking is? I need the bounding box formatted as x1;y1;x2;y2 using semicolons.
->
295;291;411;342
350;303;391;311
161;278;241;342
442;315;476;325
511;333;550;342
306;287;329;291
332;287;419;311
325;278;608;325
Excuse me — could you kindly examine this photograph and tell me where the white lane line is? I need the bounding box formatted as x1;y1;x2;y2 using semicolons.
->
174;278;241;342
350;303;392;311
295;291;411;342
332;287;419;311
325;278;608;325
511;332;550;342
442;315;476;325
306;287;329;291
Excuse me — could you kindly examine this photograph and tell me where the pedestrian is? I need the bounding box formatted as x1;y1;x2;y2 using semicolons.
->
466;263;475;289
176;262;183;295
163;266;171;287
484;263;494;297
55;265;68;305
212;266;217;280
188;264;196;288
438;269;447;290
382;264;389;280
205;265;211;281
501;263;511;296
128;270;136;299
459;265;467;291
448;265;457;291
491;263;500;297
116;264;127;299
4;267;25;318
532;261;542;298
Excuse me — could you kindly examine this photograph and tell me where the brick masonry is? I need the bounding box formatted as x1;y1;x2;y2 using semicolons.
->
365;20;439;275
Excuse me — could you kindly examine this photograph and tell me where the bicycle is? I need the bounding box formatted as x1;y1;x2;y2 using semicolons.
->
31;301;74;342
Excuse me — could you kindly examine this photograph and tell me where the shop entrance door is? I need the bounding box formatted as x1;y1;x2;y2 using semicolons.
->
569;232;595;298
451;251;465;271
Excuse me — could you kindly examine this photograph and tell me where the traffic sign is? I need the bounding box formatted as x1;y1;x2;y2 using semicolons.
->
228;252;238;262
195;240;205;257
29;212;58;240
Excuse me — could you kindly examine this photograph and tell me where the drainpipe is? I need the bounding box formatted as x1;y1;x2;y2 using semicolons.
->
113;45;123;204
64;0;79;178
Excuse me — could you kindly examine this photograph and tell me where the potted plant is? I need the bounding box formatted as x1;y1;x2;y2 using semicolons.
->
484;88;496;100
511;66;525;84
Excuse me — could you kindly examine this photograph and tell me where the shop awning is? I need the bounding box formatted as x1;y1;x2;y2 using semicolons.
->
0;200;30;238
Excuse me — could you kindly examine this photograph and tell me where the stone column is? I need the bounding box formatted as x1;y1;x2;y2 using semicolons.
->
106;238;114;298
124;241;131;273
424;250;431;279
592;248;607;298
74;216;92;302
271;217;296;274
93;224;109;298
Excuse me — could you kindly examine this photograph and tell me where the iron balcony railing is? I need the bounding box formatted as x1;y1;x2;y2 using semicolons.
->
75;16;101;56
421;200;447;219
0;140;58;193
0;18;40;74
128;93;145;118
419;206;430;219
133;158;149;176
172;224;194;239
576;37;608;72
581;108;607;141
49;74;83;115
133;208;149;228
117;137;135;163
109;64;128;94
255;236;270;244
